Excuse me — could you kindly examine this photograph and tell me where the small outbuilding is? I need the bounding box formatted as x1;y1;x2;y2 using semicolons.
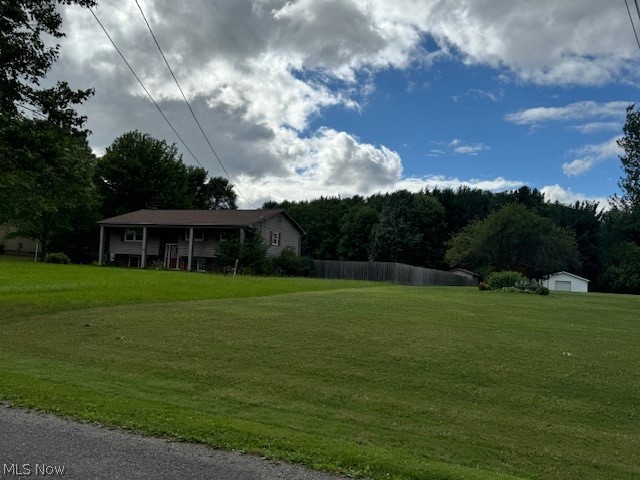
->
542;271;589;293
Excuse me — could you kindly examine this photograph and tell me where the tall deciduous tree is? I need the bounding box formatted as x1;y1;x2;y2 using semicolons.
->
96;131;192;217
613;104;640;212
445;203;580;276
1;0;95;130
368;191;447;267
0;117;98;257
186;166;237;210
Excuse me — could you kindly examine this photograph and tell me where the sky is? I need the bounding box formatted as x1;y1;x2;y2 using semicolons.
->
50;0;640;208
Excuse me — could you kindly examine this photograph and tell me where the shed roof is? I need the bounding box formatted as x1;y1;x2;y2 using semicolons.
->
546;271;590;282
98;209;305;233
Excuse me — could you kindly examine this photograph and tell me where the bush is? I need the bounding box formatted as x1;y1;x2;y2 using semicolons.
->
271;248;315;277
44;252;71;264
214;230;269;275
151;260;167;270
537;286;550;295
478;281;488;291
486;271;525;290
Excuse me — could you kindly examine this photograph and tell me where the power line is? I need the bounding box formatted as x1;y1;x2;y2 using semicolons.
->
89;7;205;170
133;0;255;208
628;0;640;50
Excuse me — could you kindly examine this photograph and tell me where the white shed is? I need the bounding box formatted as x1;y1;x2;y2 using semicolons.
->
542;271;589;293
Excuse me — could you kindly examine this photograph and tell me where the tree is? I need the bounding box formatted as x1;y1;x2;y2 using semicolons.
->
1;0;95;131
445;203;580;276
214;229;268;274
0;117;99;258
96;131;192;217
368;191;447;267
186;166;237;210
613;104;640;212
337;205;379;260
600;242;640;294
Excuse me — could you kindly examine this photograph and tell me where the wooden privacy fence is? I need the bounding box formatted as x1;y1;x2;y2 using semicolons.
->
313;260;475;287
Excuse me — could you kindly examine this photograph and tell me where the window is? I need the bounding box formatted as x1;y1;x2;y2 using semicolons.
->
271;231;280;246
124;229;143;242
184;229;205;241
195;258;207;272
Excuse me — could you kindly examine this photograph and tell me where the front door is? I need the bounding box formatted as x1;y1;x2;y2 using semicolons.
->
164;244;179;269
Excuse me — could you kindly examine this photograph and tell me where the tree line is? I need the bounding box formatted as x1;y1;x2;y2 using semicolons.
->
1;1;640;293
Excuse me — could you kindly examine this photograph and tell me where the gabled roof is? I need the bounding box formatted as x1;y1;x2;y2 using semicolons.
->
98;209;305;233
546;271;590;282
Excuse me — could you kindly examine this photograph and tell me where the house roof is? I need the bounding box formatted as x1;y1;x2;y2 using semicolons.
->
546;271;590;282
98;209;305;233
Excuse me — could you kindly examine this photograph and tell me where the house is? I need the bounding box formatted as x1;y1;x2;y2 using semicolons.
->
0;226;38;256
542;271;589;293
97;209;304;271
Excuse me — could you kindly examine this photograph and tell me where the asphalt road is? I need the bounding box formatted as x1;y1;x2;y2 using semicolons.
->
0;404;349;480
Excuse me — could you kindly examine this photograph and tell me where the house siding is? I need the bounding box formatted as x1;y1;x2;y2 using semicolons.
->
254;213;302;256
109;231;160;256
542;272;589;293
177;238;218;258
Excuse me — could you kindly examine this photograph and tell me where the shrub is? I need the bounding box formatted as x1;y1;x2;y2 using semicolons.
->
44;252;71;264
151;260;167;271
537;286;550;296
486;271;525;290
478;281;488;291
214;230;269;275
272;248;315;277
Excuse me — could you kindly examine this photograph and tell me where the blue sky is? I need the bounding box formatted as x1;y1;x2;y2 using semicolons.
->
54;0;640;208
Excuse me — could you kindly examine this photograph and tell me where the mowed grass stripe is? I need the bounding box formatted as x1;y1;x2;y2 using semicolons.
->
1;269;639;480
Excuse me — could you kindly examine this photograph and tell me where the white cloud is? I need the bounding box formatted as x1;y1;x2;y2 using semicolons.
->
570;122;621;134
453;143;490;155
540;184;611;210
51;0;640;206
562;137;621;177
505;101;629;126
448;139;490;155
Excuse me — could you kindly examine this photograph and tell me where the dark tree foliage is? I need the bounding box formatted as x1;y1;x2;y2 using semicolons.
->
431;186;492;233
337;205;379;261
368;191;447;268
445;203;580;277
543;201;602;282
613;104;640;212
0;117;99;258
96;131;193;217
0;0;95;131
187;166;237;210
213;229;269;274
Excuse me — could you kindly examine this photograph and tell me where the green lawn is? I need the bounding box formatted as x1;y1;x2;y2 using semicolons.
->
0;258;638;480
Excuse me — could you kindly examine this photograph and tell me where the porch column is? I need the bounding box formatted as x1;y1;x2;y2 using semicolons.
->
239;227;245;243
187;227;194;271
98;225;105;266
141;226;148;268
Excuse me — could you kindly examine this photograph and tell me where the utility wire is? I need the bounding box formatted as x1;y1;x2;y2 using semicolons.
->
89;7;205;170
16;102;48;119
629;0;640;50
133;0;255;208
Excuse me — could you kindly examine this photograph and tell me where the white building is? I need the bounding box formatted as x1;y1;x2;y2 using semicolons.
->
543;271;589;293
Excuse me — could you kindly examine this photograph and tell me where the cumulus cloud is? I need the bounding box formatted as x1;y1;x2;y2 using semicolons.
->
540;184;611;210
562;137;621;177
50;0;640;205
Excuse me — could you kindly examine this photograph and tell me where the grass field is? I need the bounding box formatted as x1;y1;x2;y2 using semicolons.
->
0;257;639;480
